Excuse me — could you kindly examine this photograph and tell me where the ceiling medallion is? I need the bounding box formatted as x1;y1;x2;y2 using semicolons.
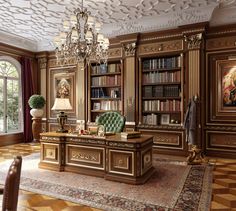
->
53;0;109;65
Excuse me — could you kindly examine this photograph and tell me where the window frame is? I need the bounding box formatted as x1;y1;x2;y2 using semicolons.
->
0;56;23;134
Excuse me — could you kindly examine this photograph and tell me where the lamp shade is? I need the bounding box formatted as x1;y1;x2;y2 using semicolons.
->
51;98;72;111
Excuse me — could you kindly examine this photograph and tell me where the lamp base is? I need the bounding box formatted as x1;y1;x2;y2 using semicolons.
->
56;111;68;133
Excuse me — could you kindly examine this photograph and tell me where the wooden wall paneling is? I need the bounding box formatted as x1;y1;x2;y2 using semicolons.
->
0;133;23;147
122;40;137;127
124;56;135;123
206;36;236;51
206;51;236;123
37;53;48;120
77;62;86;129
206;131;236;158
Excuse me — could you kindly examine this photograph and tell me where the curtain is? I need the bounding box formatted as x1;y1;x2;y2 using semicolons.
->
21;57;35;142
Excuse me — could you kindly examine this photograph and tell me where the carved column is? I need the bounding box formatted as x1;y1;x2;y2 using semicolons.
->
184;33;202;99
37;54;48;132
123;42;137;128
77;61;86;130
184;33;208;164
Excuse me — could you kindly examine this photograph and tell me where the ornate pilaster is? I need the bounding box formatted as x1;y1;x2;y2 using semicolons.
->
123;42;136;57
184;33;202;50
37;54;48;122
122;39;138;126
184;33;203;99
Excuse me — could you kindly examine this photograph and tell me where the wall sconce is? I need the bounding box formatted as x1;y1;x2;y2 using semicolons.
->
51;98;72;133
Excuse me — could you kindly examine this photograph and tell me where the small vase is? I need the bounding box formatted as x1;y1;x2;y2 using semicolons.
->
30;109;44;118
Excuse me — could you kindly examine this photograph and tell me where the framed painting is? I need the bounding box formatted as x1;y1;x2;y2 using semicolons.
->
207;52;236;122
160;114;170;125
49;66;77;118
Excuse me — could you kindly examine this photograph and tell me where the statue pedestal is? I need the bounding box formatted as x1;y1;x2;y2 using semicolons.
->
32;117;42;142
187;145;208;165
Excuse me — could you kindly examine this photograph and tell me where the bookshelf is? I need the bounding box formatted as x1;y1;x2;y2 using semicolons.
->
140;54;183;126
88;61;123;122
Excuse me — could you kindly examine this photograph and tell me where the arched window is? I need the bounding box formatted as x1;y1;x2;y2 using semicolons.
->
0;57;23;134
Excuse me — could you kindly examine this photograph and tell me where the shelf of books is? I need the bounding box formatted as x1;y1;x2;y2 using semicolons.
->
88;61;123;122
140;54;183;127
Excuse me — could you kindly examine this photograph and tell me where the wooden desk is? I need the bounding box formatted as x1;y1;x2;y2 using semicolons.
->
39;132;154;184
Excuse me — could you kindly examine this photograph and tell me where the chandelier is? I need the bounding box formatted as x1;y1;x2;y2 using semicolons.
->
53;0;109;64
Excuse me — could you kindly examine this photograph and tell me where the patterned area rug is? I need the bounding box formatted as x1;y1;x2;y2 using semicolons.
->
0;153;212;211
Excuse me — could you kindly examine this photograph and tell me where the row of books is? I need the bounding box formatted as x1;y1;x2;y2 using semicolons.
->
91;63;121;74
91;88;121;98
91;75;121;86
143;56;181;70
142;71;181;83
143;85;180;98
143;100;181;112
93;100;122;111
143;114;159;125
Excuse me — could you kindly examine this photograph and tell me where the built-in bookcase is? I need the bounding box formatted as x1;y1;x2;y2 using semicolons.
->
88;61;123;122
140;54;183;126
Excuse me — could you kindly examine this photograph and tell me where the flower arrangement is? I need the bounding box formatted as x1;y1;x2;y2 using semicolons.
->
28;95;46;109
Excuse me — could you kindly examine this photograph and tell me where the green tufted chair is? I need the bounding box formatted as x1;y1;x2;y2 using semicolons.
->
95;111;126;133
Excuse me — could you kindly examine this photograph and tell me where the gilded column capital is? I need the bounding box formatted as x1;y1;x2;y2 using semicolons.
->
184;33;203;50
123;42;136;57
38;57;47;69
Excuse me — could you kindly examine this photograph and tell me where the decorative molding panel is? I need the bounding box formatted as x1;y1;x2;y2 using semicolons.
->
206;36;236;51
206;131;236;152
108;48;122;58
139;130;183;149
138;40;183;55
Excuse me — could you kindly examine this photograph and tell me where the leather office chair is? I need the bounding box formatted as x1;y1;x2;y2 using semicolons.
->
0;156;22;211
95;111;126;133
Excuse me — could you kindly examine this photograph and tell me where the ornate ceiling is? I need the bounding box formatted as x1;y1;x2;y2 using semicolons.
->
0;0;236;52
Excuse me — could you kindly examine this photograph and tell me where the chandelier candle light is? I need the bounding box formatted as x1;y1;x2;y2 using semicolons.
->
53;0;109;64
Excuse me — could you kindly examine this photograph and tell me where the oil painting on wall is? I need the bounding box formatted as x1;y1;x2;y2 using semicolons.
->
49;67;76;118
222;66;236;106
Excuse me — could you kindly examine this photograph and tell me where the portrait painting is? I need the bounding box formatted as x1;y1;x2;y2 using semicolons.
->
49;67;76;118
222;66;236;106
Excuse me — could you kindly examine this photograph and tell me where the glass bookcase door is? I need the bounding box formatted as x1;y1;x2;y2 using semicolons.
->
140;55;183;126
88;61;123;122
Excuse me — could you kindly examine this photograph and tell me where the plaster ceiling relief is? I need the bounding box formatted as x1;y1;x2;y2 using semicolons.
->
0;0;236;51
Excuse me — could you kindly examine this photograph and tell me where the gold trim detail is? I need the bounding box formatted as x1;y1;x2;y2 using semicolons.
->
108;48;122;58
109;149;134;176
184;33;202;50
123;42;136;57
138;40;183;55
66;144;105;170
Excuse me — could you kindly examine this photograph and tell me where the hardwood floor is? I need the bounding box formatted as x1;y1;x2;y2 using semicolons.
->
0;143;102;211
0;143;235;210
210;159;236;211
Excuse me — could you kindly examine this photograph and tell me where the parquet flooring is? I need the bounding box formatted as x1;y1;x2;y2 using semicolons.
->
0;143;102;211
1;143;235;211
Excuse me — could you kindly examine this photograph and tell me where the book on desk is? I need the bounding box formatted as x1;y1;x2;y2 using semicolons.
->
120;131;141;139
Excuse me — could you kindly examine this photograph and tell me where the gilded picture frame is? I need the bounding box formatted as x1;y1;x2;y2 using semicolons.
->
49;66;77;118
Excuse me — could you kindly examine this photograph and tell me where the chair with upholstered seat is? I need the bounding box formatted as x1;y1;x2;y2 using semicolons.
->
95;111;126;133
0;156;22;211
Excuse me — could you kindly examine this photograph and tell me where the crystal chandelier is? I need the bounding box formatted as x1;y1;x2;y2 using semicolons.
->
53;0;109;64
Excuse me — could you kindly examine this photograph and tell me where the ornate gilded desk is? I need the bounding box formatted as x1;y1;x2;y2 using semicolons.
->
39;132;154;184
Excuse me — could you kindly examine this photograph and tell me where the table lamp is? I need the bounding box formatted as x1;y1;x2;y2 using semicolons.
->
51;98;72;133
